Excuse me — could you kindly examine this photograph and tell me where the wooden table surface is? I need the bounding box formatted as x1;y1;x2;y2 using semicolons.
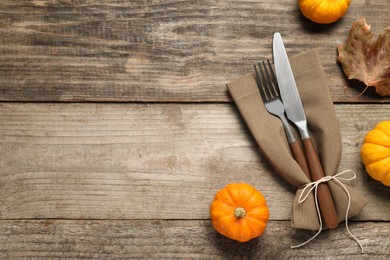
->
0;1;389;259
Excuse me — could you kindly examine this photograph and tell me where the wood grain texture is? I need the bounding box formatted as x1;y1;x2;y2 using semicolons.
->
0;0;389;102
0;220;388;259
0;102;388;220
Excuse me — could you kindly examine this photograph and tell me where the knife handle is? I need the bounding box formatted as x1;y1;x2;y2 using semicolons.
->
289;141;311;180
303;138;338;229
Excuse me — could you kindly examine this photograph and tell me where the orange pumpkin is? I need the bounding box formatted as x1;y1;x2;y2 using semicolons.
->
210;183;269;242
298;0;351;24
361;121;390;186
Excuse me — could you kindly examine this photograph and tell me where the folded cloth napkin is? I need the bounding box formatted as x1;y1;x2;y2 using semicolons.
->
226;50;367;230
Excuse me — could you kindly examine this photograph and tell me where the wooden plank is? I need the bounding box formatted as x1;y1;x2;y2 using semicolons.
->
0;220;388;259
0;0;389;102
0;103;388;220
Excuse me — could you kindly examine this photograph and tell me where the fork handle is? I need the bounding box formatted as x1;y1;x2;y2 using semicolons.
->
303;138;338;229
289;141;310;180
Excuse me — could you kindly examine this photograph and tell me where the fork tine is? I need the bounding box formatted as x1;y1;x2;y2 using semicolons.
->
261;61;276;99
266;59;279;96
258;62;273;100
254;64;269;100
254;64;263;98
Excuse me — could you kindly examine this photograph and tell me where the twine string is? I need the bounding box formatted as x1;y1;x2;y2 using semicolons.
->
291;170;364;253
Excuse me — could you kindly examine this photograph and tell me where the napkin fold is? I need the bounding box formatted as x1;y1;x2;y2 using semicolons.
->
226;50;367;230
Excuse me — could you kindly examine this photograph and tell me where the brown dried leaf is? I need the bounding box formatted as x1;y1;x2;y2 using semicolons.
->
337;17;390;96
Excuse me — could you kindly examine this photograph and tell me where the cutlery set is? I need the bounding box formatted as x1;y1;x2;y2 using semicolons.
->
255;33;338;229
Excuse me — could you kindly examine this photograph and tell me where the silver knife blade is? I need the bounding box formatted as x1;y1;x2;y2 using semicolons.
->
273;32;310;139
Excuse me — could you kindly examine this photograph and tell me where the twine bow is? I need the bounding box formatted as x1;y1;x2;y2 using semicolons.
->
291;170;364;253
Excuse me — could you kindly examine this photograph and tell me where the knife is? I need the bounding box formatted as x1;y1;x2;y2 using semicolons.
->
273;32;338;229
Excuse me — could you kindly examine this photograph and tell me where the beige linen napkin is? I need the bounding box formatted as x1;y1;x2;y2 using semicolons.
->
227;50;367;230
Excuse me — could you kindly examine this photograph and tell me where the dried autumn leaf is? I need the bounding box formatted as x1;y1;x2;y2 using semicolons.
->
337;17;390;96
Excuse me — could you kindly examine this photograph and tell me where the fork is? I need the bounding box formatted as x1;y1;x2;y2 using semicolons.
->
254;60;310;179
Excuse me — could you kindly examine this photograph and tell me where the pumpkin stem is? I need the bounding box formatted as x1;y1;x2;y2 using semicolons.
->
234;207;246;218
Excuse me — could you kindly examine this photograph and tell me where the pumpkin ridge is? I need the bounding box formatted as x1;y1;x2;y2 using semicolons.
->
366;128;390;145
214;189;234;207
227;186;241;207
246;210;269;222
239;188;262;211
361;143;390;164
377;121;390;138
227;183;252;207
242;217;265;238
366;157;390;182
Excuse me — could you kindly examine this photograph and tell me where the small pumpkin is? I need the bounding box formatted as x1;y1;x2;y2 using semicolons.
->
361;121;390;186
210;183;269;242
298;0;351;24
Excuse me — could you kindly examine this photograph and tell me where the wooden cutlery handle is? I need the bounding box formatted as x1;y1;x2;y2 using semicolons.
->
289;141;310;180
303;138;338;229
